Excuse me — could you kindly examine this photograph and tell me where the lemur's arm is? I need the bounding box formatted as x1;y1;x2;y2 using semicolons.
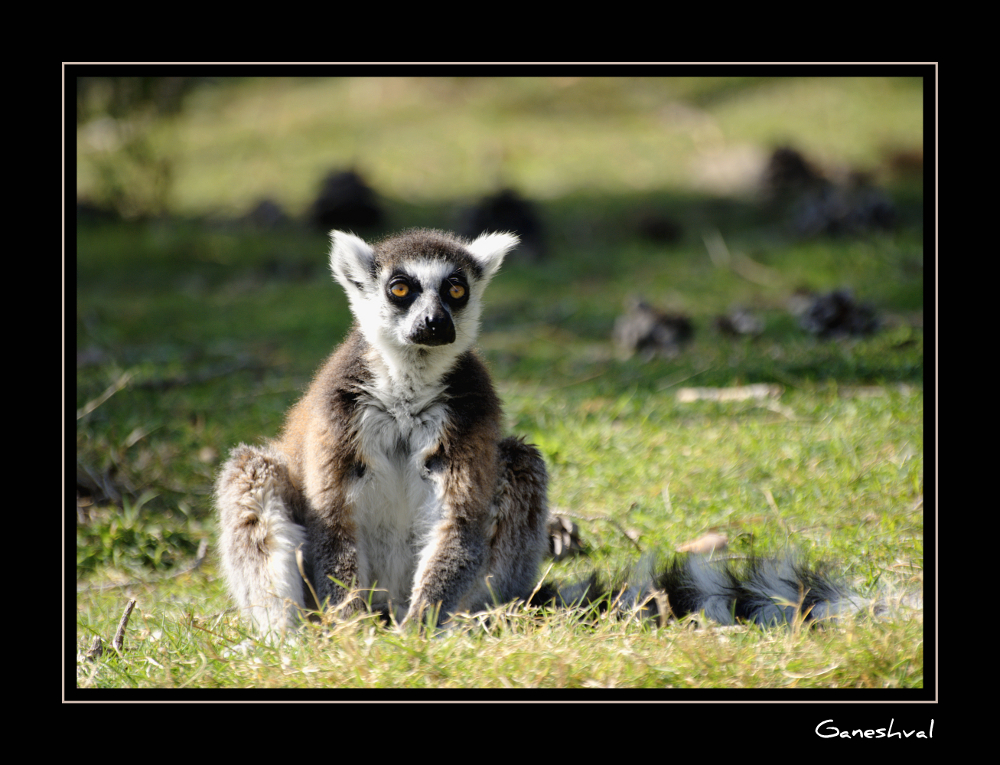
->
404;353;504;625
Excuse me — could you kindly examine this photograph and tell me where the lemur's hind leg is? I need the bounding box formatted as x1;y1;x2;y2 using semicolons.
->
459;436;549;612
216;444;309;637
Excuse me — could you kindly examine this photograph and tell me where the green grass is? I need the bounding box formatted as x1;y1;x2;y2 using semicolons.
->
76;591;922;690
74;75;926;693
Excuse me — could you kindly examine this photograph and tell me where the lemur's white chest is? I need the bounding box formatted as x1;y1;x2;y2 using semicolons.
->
347;365;451;609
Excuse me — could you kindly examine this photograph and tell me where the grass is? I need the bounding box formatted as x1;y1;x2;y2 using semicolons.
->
76;592;922;690
73;74;927;695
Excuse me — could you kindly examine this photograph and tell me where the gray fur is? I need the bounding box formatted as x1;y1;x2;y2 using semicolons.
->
216;229;548;635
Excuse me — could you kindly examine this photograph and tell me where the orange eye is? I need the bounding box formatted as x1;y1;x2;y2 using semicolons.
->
390;283;409;298
449;283;465;299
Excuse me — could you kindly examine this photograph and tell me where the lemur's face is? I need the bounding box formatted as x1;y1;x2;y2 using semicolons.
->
329;229;519;360
383;260;471;347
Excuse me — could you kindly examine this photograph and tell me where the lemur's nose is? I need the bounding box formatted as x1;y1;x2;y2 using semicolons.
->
411;303;456;346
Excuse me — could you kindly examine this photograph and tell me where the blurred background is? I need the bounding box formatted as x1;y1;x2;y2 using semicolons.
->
75;74;926;580
76;76;923;232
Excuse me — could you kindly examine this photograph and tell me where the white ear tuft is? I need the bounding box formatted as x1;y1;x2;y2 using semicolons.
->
465;232;519;282
329;230;376;295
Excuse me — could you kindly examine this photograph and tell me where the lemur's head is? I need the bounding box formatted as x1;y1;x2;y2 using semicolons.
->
330;228;518;363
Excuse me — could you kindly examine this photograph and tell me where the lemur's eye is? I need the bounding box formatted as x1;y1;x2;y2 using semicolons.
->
390;282;410;298
448;283;465;300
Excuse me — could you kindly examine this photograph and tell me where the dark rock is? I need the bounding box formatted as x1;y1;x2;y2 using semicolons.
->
308;170;383;231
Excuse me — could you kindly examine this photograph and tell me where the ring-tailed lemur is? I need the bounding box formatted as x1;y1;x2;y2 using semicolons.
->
216;228;548;634
216;228;862;638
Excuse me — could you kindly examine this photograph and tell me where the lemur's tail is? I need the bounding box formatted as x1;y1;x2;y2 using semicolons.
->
532;554;864;627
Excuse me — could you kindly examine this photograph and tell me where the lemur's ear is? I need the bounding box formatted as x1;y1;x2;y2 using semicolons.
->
329;230;376;296
465;232;519;284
